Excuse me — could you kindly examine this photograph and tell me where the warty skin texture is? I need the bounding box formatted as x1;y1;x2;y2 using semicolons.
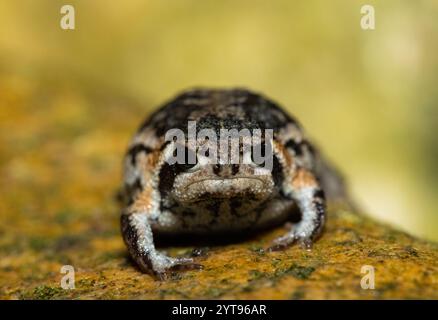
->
120;88;347;278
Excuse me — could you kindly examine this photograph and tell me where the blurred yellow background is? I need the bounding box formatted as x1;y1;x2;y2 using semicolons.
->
0;0;437;241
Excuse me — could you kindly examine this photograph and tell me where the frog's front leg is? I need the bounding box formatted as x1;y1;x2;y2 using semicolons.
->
121;209;202;279
269;168;326;251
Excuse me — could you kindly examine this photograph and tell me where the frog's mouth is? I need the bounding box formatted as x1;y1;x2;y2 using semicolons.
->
171;177;275;204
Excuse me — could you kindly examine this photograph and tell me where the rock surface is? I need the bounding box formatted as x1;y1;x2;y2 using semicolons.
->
1;78;437;299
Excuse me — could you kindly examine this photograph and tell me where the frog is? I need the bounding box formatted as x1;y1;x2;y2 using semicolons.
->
120;88;348;279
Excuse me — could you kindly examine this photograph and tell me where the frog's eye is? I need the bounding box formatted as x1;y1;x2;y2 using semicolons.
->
176;147;199;172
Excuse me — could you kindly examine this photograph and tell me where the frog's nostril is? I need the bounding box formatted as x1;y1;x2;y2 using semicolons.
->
213;164;221;175
232;164;239;175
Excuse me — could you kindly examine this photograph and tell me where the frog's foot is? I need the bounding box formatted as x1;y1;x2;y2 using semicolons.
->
267;169;326;253
267;232;313;252
122;212;204;280
148;253;203;280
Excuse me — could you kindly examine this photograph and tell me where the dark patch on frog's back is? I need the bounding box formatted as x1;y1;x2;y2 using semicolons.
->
137;88;298;136
240;96;298;130
127;144;153;166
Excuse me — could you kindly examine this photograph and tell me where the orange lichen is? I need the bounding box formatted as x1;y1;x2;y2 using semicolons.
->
0;77;437;300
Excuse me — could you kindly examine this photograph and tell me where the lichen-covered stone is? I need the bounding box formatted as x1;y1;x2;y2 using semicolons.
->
2;206;438;300
0;77;437;300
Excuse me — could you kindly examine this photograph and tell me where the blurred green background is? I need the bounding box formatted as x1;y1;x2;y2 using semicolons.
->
0;0;437;241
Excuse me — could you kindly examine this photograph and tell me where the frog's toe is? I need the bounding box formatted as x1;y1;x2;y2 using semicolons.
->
152;256;204;280
267;234;297;252
298;238;314;251
268;233;315;252
169;257;204;270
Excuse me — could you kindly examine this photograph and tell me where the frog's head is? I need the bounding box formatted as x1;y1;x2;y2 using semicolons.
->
158;126;284;215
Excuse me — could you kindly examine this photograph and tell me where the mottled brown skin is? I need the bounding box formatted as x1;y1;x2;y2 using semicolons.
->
120;88;348;278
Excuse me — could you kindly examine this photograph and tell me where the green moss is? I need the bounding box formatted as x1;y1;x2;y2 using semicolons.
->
77;278;97;288
28;237;52;251
248;269;265;280
290;288;306;300
31;285;64;300
284;264;316;280
204;287;227;298
54;235;88;252
55;210;76;224
248;245;266;256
